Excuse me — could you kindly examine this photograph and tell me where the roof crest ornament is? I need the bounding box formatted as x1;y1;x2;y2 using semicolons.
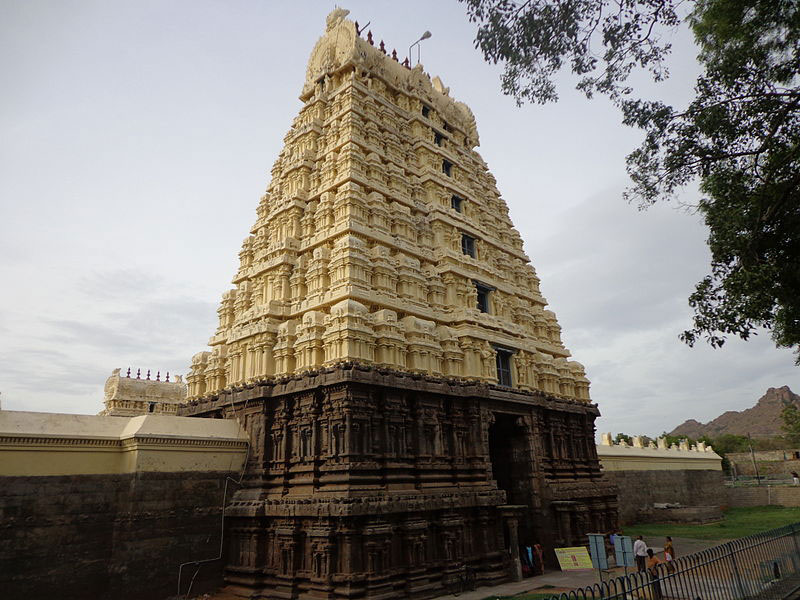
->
303;9;479;145
326;7;350;31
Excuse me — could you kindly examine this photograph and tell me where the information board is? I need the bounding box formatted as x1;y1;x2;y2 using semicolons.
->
554;546;594;571
613;535;636;568
587;534;608;570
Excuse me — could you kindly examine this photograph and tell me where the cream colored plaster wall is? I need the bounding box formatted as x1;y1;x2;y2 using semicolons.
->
597;433;722;472
0;411;249;476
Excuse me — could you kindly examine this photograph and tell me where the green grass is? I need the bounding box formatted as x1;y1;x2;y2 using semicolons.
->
624;506;800;540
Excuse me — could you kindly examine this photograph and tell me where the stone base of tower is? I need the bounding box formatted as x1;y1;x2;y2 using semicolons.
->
179;366;618;599
221;497;511;600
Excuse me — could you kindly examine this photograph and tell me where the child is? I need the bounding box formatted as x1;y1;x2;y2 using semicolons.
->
664;536;676;573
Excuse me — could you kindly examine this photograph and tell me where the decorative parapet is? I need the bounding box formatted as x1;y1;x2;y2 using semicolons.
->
597;432;722;471
99;367;187;417
0;411;248;476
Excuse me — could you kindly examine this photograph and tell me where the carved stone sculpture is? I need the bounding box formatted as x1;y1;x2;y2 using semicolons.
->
180;10;617;598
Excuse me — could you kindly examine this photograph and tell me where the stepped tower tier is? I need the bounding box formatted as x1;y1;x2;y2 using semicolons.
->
185;8;590;403
180;9;617;599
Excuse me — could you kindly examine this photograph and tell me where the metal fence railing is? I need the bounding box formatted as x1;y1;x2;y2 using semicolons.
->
548;524;800;600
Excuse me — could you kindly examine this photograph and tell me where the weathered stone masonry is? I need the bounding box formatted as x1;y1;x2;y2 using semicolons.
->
181;366;617;598
0;471;229;600
0;413;248;600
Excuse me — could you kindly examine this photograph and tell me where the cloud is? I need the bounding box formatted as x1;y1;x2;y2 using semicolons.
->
0;345;105;414
0;265;218;415
46;318;149;354
523;186;799;436
78;268;164;301
529;185;708;335
0;1;796;437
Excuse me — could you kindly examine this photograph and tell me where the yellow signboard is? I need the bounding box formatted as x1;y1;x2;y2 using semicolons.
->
554;546;594;571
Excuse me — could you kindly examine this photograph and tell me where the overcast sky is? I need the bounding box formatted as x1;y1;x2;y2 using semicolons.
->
1;0;797;437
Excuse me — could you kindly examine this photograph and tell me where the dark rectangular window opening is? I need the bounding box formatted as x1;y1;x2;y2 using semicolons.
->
422;104;431;118
443;121;451;132
442;160;453;176
461;234;475;258
434;131;444;146
451;195;463;212
495;348;513;387
476;285;490;313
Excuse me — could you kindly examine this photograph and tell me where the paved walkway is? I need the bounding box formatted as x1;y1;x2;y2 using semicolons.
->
198;537;727;600
665;536;724;558
429;537;725;600
429;569;604;600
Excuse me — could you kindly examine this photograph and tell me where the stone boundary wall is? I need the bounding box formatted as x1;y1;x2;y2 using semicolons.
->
596;434;724;525
0;411;249;600
2;471;231;600
726;486;800;508
603;469;726;525
638;505;723;525
727;450;800;478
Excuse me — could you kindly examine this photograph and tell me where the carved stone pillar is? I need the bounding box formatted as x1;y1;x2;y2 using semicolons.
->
499;505;525;581
345;411;353;456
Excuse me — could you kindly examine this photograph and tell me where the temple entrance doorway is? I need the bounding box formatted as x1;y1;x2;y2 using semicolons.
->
488;414;530;504
488;413;536;550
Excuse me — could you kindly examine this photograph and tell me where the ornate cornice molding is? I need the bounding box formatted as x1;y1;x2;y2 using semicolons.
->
180;363;599;417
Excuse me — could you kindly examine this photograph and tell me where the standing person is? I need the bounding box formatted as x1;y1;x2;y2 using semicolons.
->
533;544;544;576
646;548;663;600
664;536;676;573
633;535;647;572
791;471;799;485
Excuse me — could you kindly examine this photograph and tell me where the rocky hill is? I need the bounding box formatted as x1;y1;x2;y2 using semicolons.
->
669;386;800;438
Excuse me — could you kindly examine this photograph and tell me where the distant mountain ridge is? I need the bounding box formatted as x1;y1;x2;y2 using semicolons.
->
669;386;800;439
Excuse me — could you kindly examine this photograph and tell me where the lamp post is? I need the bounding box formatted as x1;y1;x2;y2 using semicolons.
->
408;31;432;66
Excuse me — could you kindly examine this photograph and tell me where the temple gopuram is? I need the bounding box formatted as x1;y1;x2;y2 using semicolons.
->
180;9;617;599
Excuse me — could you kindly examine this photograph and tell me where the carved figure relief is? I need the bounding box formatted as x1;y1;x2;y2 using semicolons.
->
180;11;618;600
